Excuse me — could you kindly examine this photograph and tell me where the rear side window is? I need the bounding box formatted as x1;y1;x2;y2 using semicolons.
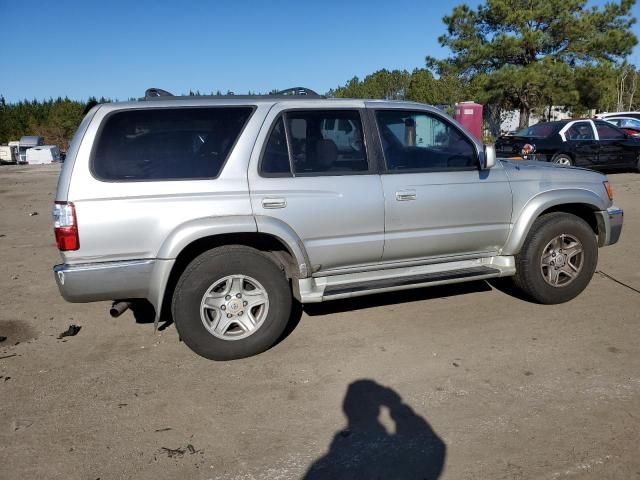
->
596;122;625;140
261;117;291;176
92;107;253;181
260;110;368;176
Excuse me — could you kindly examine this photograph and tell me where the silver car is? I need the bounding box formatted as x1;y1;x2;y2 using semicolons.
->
53;88;624;360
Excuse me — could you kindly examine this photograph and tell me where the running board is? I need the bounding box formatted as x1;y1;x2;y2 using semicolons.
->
296;256;515;303
324;266;499;296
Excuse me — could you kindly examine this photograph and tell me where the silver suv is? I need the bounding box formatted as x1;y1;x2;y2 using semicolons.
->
53;88;624;360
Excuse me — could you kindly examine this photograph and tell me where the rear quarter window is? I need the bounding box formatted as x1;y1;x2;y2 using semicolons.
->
92;107;253;181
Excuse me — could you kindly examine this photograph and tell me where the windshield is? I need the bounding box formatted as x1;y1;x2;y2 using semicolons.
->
515;123;557;138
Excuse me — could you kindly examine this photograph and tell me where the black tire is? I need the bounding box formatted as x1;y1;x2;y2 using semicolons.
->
172;245;292;360
512;213;598;304
635;153;640;173
551;153;573;166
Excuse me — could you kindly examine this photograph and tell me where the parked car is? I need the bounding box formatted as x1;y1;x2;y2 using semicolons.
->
495;119;640;170
603;117;640;136
596;111;640;120
52;89;623;360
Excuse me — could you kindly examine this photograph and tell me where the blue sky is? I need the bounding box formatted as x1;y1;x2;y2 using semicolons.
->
1;0;639;102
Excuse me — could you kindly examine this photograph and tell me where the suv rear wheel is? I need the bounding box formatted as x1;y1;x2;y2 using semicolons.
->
172;246;292;360
512;213;598;304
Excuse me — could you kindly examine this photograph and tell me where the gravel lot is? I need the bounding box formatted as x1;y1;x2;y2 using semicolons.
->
0;164;639;479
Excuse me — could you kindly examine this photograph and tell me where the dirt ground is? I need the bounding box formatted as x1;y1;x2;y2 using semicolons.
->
0;164;639;480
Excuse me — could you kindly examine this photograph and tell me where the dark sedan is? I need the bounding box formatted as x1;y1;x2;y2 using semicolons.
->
495;119;640;172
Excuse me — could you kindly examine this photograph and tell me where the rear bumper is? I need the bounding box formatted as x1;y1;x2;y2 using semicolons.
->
53;259;156;302
596;207;623;247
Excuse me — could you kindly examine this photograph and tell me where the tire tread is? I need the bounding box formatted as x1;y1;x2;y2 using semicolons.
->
512;212;597;304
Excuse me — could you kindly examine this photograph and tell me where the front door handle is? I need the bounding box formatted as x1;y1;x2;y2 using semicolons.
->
396;190;417;201
262;197;287;209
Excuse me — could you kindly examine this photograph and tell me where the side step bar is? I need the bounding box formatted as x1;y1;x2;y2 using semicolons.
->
296;256;516;303
323;266;500;297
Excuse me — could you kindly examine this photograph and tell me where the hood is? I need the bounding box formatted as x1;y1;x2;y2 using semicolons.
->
500;158;607;186
499;159;612;212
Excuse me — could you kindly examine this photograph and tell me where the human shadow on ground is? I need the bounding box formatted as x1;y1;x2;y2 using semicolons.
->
304;379;446;480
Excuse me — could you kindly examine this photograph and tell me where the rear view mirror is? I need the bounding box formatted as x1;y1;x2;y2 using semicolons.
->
482;144;496;170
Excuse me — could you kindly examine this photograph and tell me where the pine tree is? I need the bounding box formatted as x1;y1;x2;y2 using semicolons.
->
428;0;637;127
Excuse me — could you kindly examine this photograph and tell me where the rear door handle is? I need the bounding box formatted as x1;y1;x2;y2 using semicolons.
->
262;197;287;209
396;190;416;201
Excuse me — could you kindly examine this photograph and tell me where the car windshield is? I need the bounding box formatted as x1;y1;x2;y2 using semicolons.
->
515;123;557;138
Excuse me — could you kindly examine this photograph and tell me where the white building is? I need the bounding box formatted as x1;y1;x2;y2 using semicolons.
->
500;107;572;134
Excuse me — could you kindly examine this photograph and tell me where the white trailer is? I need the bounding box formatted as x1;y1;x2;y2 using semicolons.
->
0;142;20;164
18;136;44;163
25;145;61;164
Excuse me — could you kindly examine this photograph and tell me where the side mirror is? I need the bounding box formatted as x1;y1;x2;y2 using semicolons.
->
482;144;496;170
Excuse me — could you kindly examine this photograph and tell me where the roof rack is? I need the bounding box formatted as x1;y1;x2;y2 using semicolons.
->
145;87;174;98
141;87;324;101
275;87;320;96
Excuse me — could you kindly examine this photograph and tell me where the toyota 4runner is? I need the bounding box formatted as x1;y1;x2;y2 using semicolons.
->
52;88;624;360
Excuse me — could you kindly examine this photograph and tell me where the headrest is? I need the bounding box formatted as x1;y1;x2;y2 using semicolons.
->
315;139;338;170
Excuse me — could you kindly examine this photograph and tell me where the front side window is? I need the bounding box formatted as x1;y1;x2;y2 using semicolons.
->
375;110;477;171
596;122;626;140
566;122;595;141
93;107;253;181
260;110;368;176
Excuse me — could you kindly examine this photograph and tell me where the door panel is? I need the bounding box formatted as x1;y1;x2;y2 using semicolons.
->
597;140;627;166
381;168;512;261
571;141;599;166
595;122;633;167
251;176;384;270
249;105;385;272
373;108;512;262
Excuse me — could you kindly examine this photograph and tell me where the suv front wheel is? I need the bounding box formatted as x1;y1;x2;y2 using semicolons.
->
512;212;598;304
172;246;292;360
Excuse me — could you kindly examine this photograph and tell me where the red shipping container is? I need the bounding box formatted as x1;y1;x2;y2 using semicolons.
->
454;102;483;140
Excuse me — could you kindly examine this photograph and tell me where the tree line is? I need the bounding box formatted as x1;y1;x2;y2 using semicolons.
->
1;0;638;148
331;0;638;132
329;63;639;134
0;96;105;150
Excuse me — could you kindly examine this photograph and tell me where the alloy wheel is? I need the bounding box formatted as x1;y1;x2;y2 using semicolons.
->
540;234;584;287
200;275;269;340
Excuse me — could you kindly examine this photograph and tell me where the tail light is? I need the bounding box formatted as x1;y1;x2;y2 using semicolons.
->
53;202;79;251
